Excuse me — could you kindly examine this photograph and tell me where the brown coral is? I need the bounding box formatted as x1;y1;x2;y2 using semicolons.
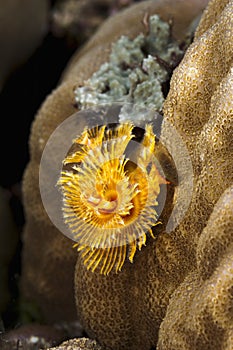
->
74;0;233;348
20;0;207;325
20;0;233;350
157;186;233;350
156;1;233;347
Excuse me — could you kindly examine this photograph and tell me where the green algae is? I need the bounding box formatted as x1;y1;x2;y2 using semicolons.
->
74;14;185;124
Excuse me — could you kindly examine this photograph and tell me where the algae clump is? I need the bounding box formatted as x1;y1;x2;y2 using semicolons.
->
74;14;185;125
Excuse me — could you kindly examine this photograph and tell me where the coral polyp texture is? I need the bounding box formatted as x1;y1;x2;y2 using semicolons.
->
20;0;205;324
20;0;232;349
58;123;167;275
157;185;233;350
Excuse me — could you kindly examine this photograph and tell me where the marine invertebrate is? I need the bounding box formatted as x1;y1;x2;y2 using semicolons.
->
73;1;233;349
19;3;233;350
157;186;233;350
57;122;168;274
20;0;205;324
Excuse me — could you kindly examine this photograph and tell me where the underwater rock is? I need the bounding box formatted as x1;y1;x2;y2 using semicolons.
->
46;337;102;350
0;323;67;350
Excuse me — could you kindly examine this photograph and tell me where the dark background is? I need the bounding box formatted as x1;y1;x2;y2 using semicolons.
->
0;13;77;331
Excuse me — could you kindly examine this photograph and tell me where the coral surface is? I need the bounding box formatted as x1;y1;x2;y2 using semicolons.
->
20;0;233;350
20;0;206;325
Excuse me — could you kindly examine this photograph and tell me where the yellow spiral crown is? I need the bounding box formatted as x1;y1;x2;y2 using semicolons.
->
58;122;168;274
